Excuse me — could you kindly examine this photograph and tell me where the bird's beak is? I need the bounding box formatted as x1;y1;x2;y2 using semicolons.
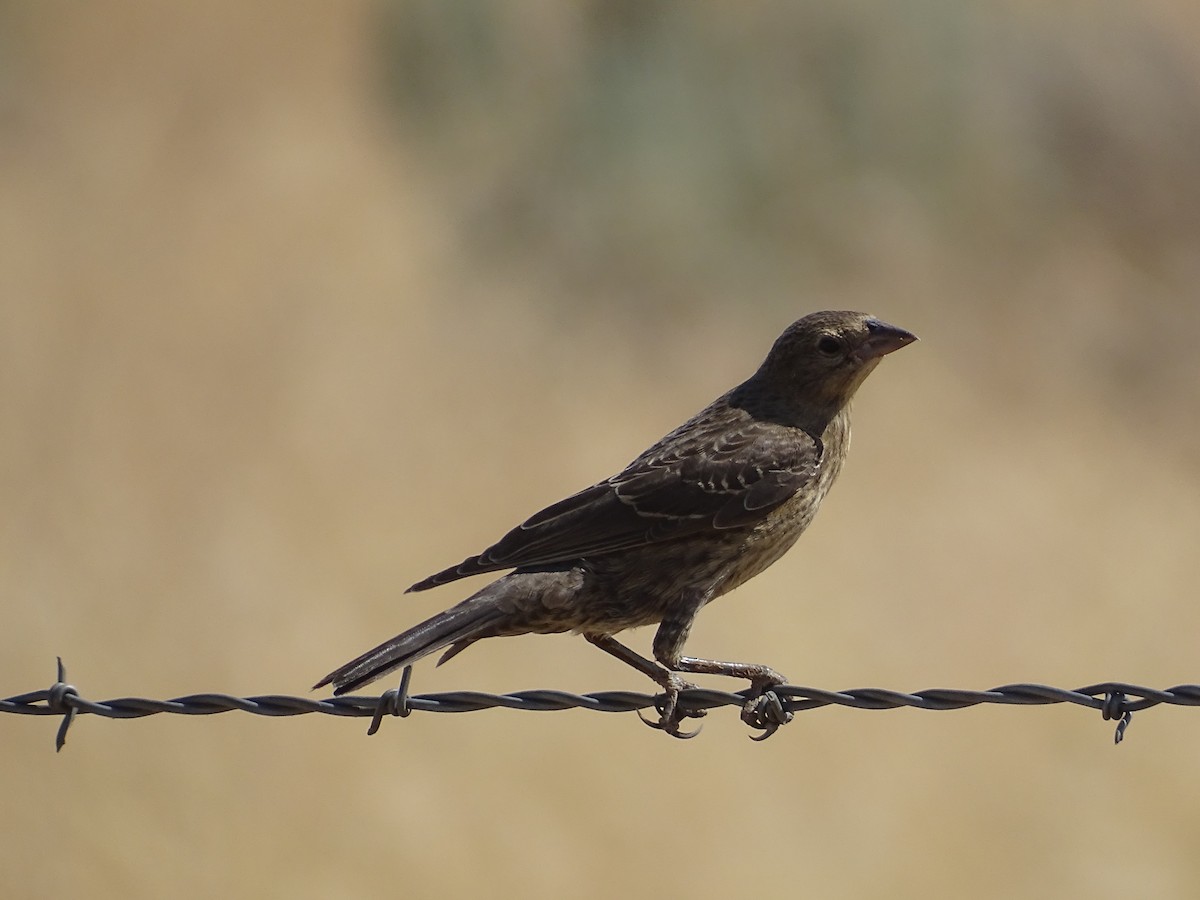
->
856;319;918;361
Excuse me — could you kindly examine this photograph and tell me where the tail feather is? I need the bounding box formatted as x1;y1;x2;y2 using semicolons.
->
314;597;504;696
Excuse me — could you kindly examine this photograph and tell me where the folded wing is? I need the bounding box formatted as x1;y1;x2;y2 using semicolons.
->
408;414;821;592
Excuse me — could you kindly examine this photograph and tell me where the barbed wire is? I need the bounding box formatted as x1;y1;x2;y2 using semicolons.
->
6;659;1200;750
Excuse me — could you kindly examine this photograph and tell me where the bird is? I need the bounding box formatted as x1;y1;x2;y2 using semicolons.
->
315;310;916;738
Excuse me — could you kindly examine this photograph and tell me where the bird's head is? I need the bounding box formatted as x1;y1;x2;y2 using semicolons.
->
751;310;917;430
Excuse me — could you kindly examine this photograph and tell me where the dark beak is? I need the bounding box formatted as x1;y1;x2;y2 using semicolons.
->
857;319;918;360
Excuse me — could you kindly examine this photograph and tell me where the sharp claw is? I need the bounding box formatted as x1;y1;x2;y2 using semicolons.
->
748;724;778;742
670;720;704;739
639;682;706;739
639;709;704;739
741;688;793;741
637;707;664;730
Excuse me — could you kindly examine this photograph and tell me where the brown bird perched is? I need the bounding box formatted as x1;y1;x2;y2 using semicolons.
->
316;311;916;738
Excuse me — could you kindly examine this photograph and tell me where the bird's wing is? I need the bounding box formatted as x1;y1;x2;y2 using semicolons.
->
407;417;822;592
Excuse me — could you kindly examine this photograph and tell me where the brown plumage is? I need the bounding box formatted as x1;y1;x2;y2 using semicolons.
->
315;310;916;737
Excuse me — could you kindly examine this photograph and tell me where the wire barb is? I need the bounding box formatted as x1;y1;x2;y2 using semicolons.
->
1101;690;1133;744
46;657;79;752
6;661;1200;750
367;665;413;736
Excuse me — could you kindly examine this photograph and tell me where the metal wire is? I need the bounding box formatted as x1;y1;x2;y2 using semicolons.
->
7;658;1200;750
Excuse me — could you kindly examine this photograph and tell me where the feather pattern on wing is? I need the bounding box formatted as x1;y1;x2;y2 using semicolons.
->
407;406;822;592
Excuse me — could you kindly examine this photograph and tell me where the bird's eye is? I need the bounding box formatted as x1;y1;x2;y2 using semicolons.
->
816;335;844;356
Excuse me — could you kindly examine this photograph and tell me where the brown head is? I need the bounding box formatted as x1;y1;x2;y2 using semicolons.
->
747;310;917;431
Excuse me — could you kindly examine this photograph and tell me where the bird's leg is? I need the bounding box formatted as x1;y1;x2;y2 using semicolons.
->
672;656;787;691
652;597;793;740
584;632;705;738
672;656;792;739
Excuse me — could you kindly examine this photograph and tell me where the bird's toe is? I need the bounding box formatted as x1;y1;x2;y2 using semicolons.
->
638;676;707;739
741;682;793;741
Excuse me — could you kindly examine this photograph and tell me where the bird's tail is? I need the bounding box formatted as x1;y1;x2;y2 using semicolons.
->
313;592;505;696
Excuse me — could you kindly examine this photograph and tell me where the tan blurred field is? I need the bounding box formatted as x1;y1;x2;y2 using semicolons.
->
4;3;1200;898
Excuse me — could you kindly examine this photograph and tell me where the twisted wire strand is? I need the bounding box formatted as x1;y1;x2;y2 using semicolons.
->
7;659;1200;750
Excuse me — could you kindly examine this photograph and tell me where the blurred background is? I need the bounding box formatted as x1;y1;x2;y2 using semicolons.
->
4;2;1200;897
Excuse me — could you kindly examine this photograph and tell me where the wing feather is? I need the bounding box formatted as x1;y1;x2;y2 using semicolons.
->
407;412;821;592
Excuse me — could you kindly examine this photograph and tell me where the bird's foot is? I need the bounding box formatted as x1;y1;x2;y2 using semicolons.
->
740;670;792;742
638;673;707;739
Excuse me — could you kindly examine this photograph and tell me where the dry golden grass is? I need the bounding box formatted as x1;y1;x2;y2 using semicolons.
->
4;4;1200;898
